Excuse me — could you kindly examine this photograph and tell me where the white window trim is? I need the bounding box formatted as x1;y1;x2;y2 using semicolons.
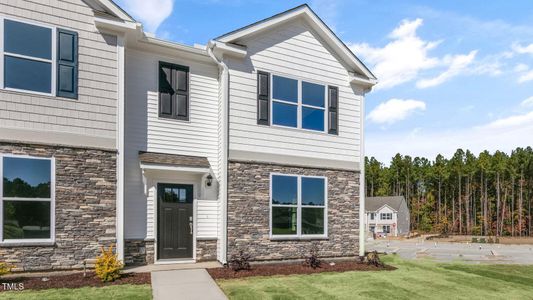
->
0;15;57;97
270;74;328;133
0;154;56;245
269;173;328;240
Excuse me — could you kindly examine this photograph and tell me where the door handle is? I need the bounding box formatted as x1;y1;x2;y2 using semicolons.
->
189;222;193;235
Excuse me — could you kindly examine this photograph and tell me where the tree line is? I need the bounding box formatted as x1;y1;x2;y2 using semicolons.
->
365;147;533;237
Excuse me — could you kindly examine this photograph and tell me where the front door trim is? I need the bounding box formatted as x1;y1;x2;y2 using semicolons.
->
154;181;197;263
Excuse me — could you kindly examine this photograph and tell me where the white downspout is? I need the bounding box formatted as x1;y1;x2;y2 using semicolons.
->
116;34;126;260
359;92;366;257
207;42;229;264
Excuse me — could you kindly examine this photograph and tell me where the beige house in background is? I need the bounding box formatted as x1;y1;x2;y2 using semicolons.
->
365;196;410;238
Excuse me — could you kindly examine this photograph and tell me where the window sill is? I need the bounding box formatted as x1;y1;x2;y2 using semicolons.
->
270;236;328;241
0;241;55;247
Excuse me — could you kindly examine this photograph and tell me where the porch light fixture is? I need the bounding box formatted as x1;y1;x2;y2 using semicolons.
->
206;174;213;187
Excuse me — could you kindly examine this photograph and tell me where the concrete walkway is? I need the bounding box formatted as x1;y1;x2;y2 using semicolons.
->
151;269;227;300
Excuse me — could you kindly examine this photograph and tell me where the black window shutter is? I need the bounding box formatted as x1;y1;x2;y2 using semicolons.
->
328;86;339;135
56;28;78;99
257;71;270;125
159;63;174;117
159;62;189;120
175;67;189;121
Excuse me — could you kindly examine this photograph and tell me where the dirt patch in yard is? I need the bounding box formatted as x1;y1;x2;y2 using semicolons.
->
0;272;150;291
208;260;396;279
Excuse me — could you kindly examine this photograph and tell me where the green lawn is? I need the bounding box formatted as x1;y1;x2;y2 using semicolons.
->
0;284;151;300
217;256;533;300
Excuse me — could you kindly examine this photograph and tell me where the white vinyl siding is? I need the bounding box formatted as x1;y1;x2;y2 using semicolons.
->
124;48;220;239
226;19;362;165
196;200;218;239
0;0;118;146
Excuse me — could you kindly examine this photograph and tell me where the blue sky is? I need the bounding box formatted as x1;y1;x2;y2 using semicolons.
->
116;0;533;163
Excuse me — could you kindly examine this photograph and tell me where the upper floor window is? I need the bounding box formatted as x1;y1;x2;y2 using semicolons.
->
0;17;78;98
270;174;327;238
380;213;392;220
369;212;375;220
271;75;326;132
257;71;338;134
1;155;55;243
158;62;189;121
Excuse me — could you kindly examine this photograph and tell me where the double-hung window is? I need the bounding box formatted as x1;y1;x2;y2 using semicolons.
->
0;17;78;98
0;155;55;244
270;174;327;238
271;75;326;132
380;213;392;220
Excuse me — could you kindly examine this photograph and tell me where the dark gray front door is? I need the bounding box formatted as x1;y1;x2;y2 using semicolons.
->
157;183;194;259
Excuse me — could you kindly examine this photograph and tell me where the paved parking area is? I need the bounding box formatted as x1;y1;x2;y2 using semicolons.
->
367;238;533;264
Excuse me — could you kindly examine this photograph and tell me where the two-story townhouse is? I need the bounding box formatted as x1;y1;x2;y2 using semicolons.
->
0;0;135;270
120;5;376;265
1;1;376;271
365;196;410;237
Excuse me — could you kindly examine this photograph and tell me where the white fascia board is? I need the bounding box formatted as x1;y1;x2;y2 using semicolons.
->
94;17;138;32
209;41;247;58
350;74;378;88
141;36;209;57
139;163;211;174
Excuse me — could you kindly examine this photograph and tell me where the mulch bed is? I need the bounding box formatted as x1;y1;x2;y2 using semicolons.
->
207;260;396;280
0;272;151;291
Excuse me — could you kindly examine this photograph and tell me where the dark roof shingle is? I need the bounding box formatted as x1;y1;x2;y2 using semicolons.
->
366;196;405;212
139;151;210;168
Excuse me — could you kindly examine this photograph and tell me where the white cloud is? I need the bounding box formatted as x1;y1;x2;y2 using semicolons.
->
366;110;533;162
416;50;477;88
120;0;174;33
518;70;533;83
521;96;533;108
349;19;441;89
514;63;529;72
513;43;533;55
367;98;426;124
349;19;483;89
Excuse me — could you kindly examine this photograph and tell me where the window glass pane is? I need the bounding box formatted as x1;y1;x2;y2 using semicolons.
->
4;19;52;59
3;201;51;239
273;102;297;127
271;175;297;205
3;157;51;198
302;82;325;107
302;107;324;131
4;56;52;93
302;208;324;235
272;207;297;235
272;75;297;103
301;177;325;206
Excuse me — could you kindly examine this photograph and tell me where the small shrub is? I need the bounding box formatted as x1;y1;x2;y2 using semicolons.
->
95;244;123;282
365;251;384;267
479;238;486;243
229;250;251;272
0;262;13;277
303;244;322;269
487;237;494;244
495;237;500;244
471;237;478;243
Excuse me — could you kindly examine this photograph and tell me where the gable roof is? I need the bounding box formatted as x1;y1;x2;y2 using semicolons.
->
214;4;376;83
366;196;405;212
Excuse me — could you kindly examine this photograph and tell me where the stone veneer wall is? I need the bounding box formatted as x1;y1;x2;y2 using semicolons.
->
0;142;116;271
196;239;217;262
227;161;360;261
124;239;217;265
124;239;155;265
